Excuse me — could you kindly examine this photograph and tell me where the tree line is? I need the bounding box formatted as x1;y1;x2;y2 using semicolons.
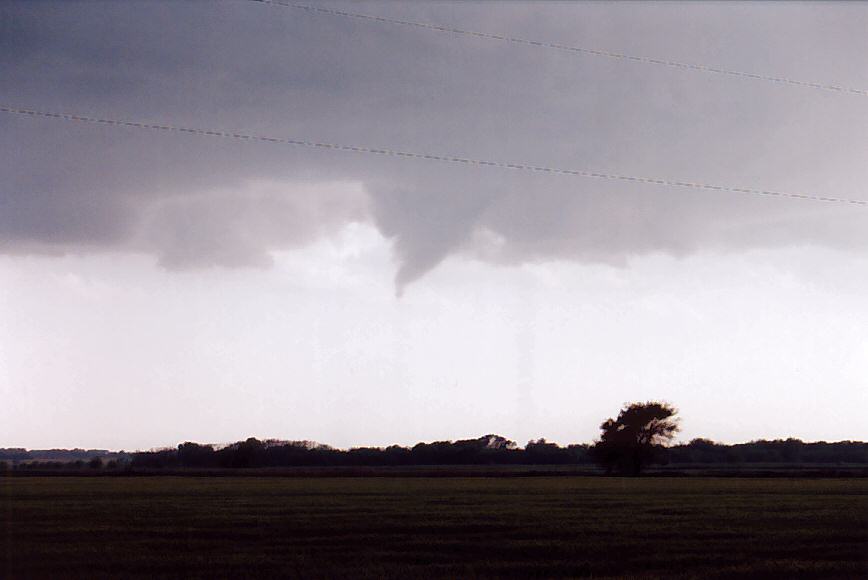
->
122;437;867;471
4;403;867;474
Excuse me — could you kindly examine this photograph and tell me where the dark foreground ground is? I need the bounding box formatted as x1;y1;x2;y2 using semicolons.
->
1;477;866;579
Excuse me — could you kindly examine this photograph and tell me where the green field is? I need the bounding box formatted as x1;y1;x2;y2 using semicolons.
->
1;477;865;579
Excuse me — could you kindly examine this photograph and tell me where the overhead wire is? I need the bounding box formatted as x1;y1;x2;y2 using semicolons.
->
243;0;868;98
2;104;864;207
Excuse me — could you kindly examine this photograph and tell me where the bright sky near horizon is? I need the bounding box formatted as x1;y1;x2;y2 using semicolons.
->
1;1;867;450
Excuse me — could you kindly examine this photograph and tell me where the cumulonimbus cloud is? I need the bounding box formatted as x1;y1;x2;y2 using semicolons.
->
2;1;867;292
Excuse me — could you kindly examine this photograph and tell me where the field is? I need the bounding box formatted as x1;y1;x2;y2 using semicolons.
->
1;477;866;579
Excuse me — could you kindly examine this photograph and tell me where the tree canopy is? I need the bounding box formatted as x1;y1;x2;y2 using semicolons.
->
590;401;680;475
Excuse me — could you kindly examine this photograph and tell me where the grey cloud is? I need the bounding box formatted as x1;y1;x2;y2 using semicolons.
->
1;1;867;288
142;180;369;270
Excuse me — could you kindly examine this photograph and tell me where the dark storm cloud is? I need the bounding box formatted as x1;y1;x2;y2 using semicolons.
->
2;1;867;289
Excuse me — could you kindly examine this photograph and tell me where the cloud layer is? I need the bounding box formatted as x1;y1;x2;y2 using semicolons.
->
2;1;867;290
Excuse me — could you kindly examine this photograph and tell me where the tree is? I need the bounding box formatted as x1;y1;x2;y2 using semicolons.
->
220;437;265;468
590;401;679;476
178;442;217;467
524;439;572;464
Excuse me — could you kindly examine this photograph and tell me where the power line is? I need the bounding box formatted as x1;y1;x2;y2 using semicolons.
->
246;0;868;98
2;104;865;207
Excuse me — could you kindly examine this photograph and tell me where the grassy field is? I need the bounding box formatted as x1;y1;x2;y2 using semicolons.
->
1;477;865;579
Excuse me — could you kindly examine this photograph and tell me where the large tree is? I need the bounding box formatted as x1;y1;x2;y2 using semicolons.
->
591;402;679;476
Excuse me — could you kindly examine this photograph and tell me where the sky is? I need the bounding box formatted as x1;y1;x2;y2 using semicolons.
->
1;1;867;450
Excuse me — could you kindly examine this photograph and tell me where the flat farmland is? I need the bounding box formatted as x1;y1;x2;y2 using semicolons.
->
1;477;865;579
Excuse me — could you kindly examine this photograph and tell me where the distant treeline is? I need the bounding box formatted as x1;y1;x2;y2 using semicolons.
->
3;437;865;471
101;436;868;469
0;448;130;462
667;438;868;465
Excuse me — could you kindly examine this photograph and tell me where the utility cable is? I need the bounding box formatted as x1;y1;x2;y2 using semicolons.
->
245;0;868;98
2;104;864;206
